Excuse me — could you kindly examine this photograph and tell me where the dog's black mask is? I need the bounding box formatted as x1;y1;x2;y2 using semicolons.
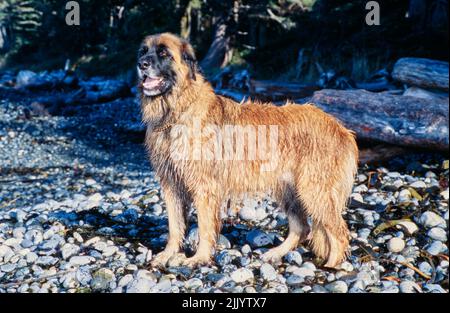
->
137;43;176;97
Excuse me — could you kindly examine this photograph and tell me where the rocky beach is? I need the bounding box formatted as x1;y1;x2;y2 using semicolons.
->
0;80;448;294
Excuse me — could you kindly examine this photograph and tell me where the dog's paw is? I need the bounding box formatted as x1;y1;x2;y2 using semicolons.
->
260;249;283;264
182;255;211;268
149;250;177;269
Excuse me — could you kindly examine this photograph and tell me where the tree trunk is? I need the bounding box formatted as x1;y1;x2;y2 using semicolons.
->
392;57;449;91
0;23;11;53
200;20;232;71
310;89;449;151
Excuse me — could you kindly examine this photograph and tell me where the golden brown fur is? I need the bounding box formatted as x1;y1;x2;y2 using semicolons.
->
139;33;358;268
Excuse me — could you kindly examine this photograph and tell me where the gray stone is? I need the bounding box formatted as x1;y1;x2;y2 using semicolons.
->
399;281;422;293
126;278;155;293
118;274;133;287
285;251;303;266
426;241;445;256
409;181;427;189
246;229;273;248
153;279;172;292
387;237;405;253
260;263;277;281
286;275;304;287
91;268;116;291
76;266;93;286
25;252;38;264
420;211;446;228
215;251;232;267
0;263;17;273
423;284;446;293
184;278;203;290
239;206;256;221
325;281;348;293
427;227;447;242
69;256;95;265
61;243;80;260
230;268;254;283
36;256;58;266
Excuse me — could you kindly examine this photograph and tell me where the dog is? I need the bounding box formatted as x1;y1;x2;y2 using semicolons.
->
137;33;358;268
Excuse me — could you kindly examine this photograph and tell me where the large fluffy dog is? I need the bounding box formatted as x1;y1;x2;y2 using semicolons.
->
137;33;358;268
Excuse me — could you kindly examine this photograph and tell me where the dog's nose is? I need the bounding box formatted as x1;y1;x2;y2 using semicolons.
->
139;60;150;70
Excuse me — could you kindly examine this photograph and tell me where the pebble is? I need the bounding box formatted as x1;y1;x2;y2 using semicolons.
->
61;243;80;260
91;268;116;291
0;264;17;273
399;281;422;293
215;250;232;267
409;181;426;189
118;274;133;287
286;275;304;287
69;256;95;265
260;263;277;281
285;251;303;266
337;261;354;272
36;256;58;266
423;284;446;293
127;279;155;293
230;268;254;283
426;241;445;256
420;211;446;228
239;206;256;221
325;281;348;293
246;229;273;248
427;227;447;242
185;278;203;290
387;237;405;253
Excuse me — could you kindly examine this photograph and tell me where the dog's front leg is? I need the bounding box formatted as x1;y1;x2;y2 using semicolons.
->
150;180;187;268
183;190;222;268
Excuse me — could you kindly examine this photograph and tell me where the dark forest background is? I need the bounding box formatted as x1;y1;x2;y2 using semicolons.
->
0;0;448;82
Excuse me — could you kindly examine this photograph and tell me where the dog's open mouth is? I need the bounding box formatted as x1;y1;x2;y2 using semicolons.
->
142;75;163;90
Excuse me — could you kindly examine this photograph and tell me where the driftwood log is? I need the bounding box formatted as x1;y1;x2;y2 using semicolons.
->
250;80;319;101
310;89;449;151
215;80;319;103
392;58;449;91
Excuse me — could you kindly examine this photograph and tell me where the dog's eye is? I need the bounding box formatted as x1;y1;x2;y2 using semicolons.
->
157;46;169;58
139;46;148;56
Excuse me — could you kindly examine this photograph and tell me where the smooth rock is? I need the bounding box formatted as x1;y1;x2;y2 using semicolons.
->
230;268;254;283
91;268;116;291
126;278;155;293
426;241;445;256
69;256;95;265
427;227;447;242
387;237;405;253
260;263;277;281
246;230;273;248
399;281;422;293
325;281;348;293
420;211;446;228
285;251;303;266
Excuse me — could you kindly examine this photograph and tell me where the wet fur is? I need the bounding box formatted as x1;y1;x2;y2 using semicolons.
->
139;33;358;268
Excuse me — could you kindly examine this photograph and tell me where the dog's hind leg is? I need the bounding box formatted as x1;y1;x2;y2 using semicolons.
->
296;158;355;268
261;184;310;263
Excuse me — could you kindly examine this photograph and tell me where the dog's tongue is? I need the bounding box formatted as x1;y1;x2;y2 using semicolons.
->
143;76;162;89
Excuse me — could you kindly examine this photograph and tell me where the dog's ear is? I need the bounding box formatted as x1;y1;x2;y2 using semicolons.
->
181;41;201;81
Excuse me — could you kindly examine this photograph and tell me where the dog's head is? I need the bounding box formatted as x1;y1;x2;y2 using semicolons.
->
137;33;200;97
